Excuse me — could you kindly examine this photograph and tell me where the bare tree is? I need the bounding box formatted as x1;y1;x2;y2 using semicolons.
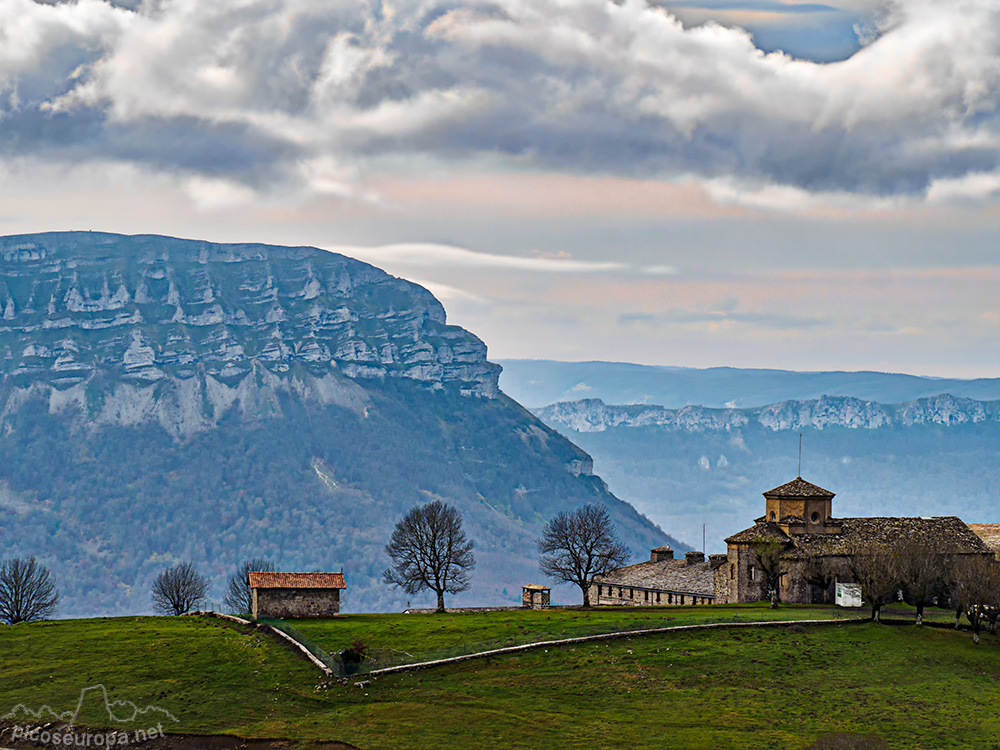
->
894;541;945;625
752;539;787;606
384;500;475;612
537;504;631;607
846;539;899;622
799;556;839;605
223;558;275;615
0;557;59;624
152;562;209;616
949;555;999;644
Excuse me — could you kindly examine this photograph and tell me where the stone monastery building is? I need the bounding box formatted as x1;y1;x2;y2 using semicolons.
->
715;476;994;604
593;475;995;607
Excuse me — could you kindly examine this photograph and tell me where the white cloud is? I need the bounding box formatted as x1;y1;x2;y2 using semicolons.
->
327;242;627;273
4;0;1000;201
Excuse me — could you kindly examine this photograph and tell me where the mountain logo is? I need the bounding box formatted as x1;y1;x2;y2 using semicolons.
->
1;684;179;727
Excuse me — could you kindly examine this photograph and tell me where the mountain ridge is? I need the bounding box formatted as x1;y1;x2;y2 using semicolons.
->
498;359;1000;409
536;393;1000;433
0;232;674;616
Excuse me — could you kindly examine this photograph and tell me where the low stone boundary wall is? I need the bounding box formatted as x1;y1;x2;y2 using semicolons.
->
184;611;335;677
366;616;869;678
188;610;868;682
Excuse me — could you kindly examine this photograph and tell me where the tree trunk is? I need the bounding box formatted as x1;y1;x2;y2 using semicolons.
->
581;584;591;607
436;590;445;613
955;611;962;629
871;603;880;622
916;603;924;626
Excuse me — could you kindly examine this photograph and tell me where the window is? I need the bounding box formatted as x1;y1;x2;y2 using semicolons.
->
730;563;735;580
749;565;756;582
770;511;776;521
597;585;602;597
811;511;821;523
629;588;634;599
644;590;649;602
668;593;673;604
656;592;661;603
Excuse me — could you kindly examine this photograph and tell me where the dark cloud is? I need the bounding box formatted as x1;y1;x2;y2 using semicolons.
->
2;0;1000;201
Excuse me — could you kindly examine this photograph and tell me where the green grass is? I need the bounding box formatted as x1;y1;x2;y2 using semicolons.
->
289;603;860;670
3;610;1000;749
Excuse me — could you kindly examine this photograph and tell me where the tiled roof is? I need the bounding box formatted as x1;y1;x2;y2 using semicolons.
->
782;517;992;559
522;584;550;591
763;476;835;498
248;572;346;589
595;558;714;596
969;524;1000;551
725;521;792;545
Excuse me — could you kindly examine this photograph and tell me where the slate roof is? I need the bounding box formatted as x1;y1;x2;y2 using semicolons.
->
763;476;835;498
726;521;792;545
248;572;346;589
522;584;550;591
595;558;714;596
726;516;992;559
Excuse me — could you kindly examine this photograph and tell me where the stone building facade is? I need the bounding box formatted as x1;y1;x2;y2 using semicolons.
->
716;476;995;604
249;571;346;619
591;546;723;606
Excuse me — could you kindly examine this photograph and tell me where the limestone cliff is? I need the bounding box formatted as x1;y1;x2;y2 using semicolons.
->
0;232;499;437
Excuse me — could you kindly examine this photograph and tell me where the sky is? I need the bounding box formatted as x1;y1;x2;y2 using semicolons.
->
3;0;1000;378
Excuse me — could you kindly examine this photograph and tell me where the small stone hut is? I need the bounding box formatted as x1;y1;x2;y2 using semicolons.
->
522;584;551;609
591;546;719;606
248;571;346;619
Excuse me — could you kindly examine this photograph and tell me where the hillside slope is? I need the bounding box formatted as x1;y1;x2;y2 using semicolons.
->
0;232;672;615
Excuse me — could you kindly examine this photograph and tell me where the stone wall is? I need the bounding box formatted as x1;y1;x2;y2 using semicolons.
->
589;583;713;607
253;587;340;619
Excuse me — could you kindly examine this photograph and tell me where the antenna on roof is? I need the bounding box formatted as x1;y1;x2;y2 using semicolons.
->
798;433;802;477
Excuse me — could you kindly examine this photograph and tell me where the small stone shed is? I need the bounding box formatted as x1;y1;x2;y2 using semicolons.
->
522;584;551;609
248;571;346;619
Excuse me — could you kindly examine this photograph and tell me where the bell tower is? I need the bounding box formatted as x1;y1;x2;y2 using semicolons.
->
763;476;840;536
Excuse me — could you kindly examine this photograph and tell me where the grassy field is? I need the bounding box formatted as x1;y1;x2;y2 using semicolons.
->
2;608;1000;749
286;602;863;671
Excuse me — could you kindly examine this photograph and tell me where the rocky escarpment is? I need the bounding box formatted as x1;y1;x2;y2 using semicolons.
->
0;232;500;436
536;394;1000;433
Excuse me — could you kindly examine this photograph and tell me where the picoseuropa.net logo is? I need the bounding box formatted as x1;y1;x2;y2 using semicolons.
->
1;684;179;747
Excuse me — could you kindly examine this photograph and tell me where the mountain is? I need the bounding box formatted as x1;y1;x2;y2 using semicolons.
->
533;396;1000;554
497;359;1000;409
0;232;673;616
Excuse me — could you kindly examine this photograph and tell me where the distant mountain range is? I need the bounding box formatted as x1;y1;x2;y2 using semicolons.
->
532;393;1000;556
536;394;1000;433
498;359;1000;409
0;232;673;616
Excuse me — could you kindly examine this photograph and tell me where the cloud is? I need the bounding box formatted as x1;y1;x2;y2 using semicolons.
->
328;241;626;273
4;0;1000;202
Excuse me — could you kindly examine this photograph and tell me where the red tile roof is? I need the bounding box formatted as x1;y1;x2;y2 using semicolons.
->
248;572;346;590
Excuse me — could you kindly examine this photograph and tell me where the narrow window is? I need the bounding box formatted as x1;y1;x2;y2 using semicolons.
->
656;592;661;603
730;564;735;580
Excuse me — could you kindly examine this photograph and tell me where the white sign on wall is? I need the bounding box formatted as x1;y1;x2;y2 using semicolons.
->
835;582;863;608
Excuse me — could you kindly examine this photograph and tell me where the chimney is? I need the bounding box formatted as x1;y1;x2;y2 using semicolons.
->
650;546;674;563
708;554;727;570
685;551;705;566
